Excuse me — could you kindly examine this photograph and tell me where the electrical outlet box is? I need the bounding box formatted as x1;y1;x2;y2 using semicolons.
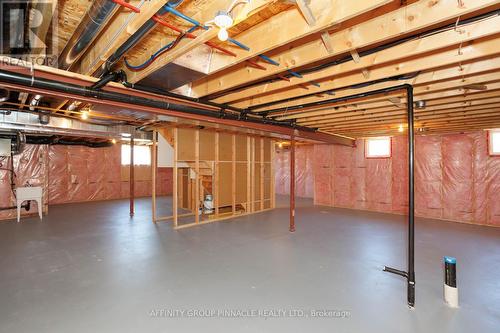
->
0;138;11;156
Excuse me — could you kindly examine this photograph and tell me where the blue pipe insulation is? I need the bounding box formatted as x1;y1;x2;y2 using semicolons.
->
287;70;302;78
228;38;250;51
163;5;208;29
258;54;279;66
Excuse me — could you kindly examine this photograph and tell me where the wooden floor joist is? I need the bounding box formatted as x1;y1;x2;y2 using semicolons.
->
191;0;500;100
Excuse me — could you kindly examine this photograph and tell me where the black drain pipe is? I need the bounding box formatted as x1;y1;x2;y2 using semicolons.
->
283;83;416;307
92;70;249;115
123;81;248;115
0;69;312;131
95;0;182;77
58;0;119;70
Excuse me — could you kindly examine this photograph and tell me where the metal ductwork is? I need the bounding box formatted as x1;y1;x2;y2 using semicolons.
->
0;110;151;141
58;0;119;70
0;88;9;103
0;69;309;131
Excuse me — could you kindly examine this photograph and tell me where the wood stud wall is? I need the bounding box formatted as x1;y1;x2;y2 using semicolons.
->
151;127;274;229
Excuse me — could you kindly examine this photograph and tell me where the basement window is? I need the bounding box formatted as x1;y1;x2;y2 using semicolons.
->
489;129;500;156
365;137;392;158
121;145;151;165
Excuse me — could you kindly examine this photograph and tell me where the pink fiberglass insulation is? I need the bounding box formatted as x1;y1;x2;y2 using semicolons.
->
333;144;353;207
351;139;367;210
442;134;474;222
274;149;288;195
391;136;408;213
366;156;392;213
67;146;90;202
274;146;314;198
275;130;500;227
304;145;314;198
0;144;49;220
415;135;443;219
295;147;307;197
313;145;332;206
157;168;173;196
0;143;173;221
472;132;488;224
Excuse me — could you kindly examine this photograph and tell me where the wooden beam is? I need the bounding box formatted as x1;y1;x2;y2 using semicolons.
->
195;129;200;224
125;28;218;83
246;136;251;213
232;134;236;214
229;36;500;108
270;140;276;209
152;130;157;223
321;109;500;131
77;1;168;75
320;32;334;54
191;0;390;94
123;0;277;83
191;0;500;98
129;137;134;216
316;102;500;129
232;7;500;106
295;0;316;26
296;91;500;125
289;136;295;232
251;137;256;212
260;137;264;211
261;62;500;113
215;132;219;217
0;58;353;146
31;0;57;56
173;127;178;228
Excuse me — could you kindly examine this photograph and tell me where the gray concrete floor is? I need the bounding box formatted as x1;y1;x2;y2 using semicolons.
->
0;195;499;333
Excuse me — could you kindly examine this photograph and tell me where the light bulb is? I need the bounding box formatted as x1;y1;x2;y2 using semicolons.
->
81;111;88;120
218;28;228;41
398;124;404;132
111;138;117;144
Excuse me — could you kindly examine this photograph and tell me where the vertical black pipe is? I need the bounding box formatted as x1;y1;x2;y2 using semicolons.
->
406;86;415;307
130;137;135;216
290;136;296;232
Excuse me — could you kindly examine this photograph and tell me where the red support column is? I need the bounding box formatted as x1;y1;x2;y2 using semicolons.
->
289;137;296;232
129;137;135;216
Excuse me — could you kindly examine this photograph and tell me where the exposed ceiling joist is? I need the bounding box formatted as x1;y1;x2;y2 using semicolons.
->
76;0;168;75
190;0;500;99
219;14;500;105
290;89;500;123
188;0;391;93
230;35;500;109
260;59;500;112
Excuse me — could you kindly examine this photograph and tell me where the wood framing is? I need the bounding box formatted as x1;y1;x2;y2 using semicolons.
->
157;127;274;229
152;130;157;222
191;0;500;99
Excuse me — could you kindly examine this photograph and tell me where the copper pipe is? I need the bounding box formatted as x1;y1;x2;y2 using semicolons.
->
129;137;135;216
289;136;295;232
